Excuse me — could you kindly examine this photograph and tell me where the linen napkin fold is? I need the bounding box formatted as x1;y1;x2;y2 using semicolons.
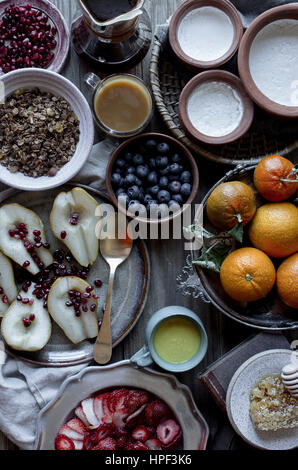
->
0;139;117;450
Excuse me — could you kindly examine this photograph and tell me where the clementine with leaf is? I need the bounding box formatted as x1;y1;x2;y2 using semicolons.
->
220;247;276;302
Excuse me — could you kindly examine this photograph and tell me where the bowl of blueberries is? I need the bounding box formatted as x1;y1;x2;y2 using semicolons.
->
106;133;199;223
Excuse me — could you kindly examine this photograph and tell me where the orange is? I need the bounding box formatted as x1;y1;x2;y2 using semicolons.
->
220;247;276;302
254;155;298;202
248;202;298;258
206;181;257;231
276;253;298;309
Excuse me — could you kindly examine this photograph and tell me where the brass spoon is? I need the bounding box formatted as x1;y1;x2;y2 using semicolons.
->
94;213;133;364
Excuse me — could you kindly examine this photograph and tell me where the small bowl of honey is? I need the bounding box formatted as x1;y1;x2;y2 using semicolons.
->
85;72;153;138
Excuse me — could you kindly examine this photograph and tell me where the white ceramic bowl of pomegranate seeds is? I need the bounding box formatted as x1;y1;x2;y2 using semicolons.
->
0;67;94;191
35;361;209;450
0;0;70;75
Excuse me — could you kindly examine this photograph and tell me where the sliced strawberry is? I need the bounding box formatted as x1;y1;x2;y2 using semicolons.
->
93;395;104;422
92;437;117;450
111;389;130;412
81;398;99;429
125;441;149;450
117;435;128;448
101;412;113;424
75;405;89;428
145;400;172;426
83;430;99;450
112;407;130;428
125;390;150;413
131;425;151;442
145;439;162;450
157;419;182;447
66;418;86;437
73;439;84;450
97;423;115;441
162;430;182;450
58;425;83;442
126;404;147;428
101;393;112;414
114;427;129;448
55;434;75;451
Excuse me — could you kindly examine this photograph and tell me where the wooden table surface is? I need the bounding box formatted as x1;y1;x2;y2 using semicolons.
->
0;0;296;451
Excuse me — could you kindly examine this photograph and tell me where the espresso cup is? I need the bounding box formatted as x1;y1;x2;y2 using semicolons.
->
85;72;153;138
130;306;208;373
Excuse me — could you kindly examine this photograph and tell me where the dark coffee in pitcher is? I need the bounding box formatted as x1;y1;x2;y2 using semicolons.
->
83;0;137;21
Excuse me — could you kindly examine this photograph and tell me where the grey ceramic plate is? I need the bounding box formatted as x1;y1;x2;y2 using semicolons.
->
191;164;298;331
226;349;298;450
0;185;150;366
35;360;209;450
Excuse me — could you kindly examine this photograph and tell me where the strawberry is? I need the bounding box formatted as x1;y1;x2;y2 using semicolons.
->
126;404;147;428
145;400;172;426
145;439;162;450
55;434;75;451
111;389;130;412
97;423;115;441
157;419;182;448
117;435;128;448
112;407;130;428
113;426;129;448
131;425;151;442
125;390;150;413
93;395;104;422
66;418;86;436
125;441;149;450
58;425;83;442
83;430;99;450
75;405;89;428
81;398;99;429
92;437;117;450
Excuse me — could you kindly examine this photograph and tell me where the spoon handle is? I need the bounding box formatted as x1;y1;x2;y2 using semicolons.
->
93;267;116;364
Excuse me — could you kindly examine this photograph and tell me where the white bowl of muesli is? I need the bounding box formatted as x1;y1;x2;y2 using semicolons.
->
0;68;94;191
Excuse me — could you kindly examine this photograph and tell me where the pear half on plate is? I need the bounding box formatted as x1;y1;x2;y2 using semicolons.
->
0;204;53;275
50;188;101;267
0;251;18;317
1;284;52;352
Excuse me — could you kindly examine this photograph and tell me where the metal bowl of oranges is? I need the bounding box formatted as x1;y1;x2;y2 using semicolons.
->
191;155;298;331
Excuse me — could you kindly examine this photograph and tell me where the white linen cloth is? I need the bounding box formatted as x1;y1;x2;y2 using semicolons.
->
0;139;116;450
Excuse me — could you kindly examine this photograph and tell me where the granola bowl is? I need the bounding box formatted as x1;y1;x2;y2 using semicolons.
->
226;349;298;450
0;68;94;191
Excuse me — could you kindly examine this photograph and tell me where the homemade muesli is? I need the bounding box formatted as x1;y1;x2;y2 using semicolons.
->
0;88;80;177
250;374;298;431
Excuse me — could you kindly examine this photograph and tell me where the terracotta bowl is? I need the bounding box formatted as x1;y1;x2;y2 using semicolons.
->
238;4;298;119
179;70;254;145
106;132;199;225
169;0;243;71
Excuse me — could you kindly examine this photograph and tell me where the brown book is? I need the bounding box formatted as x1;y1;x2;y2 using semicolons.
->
199;333;290;415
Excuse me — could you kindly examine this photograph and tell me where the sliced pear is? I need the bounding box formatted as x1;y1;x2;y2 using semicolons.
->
1;284;52;352
0;204;53;275
48;276;99;344
50;188;101;267
0;251;18;317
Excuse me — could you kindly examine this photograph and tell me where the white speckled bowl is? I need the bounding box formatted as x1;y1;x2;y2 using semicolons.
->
226;349;298;450
0;68;94;191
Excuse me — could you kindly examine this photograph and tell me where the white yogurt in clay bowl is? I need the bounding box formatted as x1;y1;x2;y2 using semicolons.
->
169;0;243;70
179;71;254;145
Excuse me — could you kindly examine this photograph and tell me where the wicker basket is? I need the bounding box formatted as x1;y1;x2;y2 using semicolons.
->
149;35;298;166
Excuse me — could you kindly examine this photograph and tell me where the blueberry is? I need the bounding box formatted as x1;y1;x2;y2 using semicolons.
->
158;190;171;204
149;185;160;197
145;139;158;151
172;194;184;205
127;185;140;200
181;183;192;197
144;194;153;205
157;142;170;155
171;153;182;164
159;166;170;176
128;199;140;208
133;154;144;166
116;158;126;169
114;168;122;174
134;177;142;187
124;152;133;162
115;188;126;198
147;171;158;186
169;181;181;194
127;166;136;174
123;174;136;186
169;200;181;211
180;171;192;184
111;173;122;187
148;157;157;169
156;156;169;169
118;193;129;208
159;176;168;188
136;165;149;179
169;163;182;175
147;200;159;216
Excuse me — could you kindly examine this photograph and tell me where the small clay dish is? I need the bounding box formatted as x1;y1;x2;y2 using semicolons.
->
106;132;199;225
238;4;298;119
169;0;243;71
179;70;254;145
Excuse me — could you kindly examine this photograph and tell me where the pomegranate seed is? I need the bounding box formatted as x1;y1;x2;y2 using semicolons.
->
90;304;97;313
61;231;67;240
94;280;103;288
29;300;34;306
2;295;8;304
23;261;30;268
29;314;35;322
17;295;22;302
22;298;29;305
33;230;41;236
0;287;3;295
23;318;31;328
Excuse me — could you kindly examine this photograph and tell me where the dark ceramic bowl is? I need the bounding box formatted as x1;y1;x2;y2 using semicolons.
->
238;4;298;119
169;0;243;71
179;70;254;145
106;133;199;225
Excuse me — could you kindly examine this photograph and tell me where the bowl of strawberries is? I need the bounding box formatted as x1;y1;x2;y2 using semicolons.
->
35;361;209;450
